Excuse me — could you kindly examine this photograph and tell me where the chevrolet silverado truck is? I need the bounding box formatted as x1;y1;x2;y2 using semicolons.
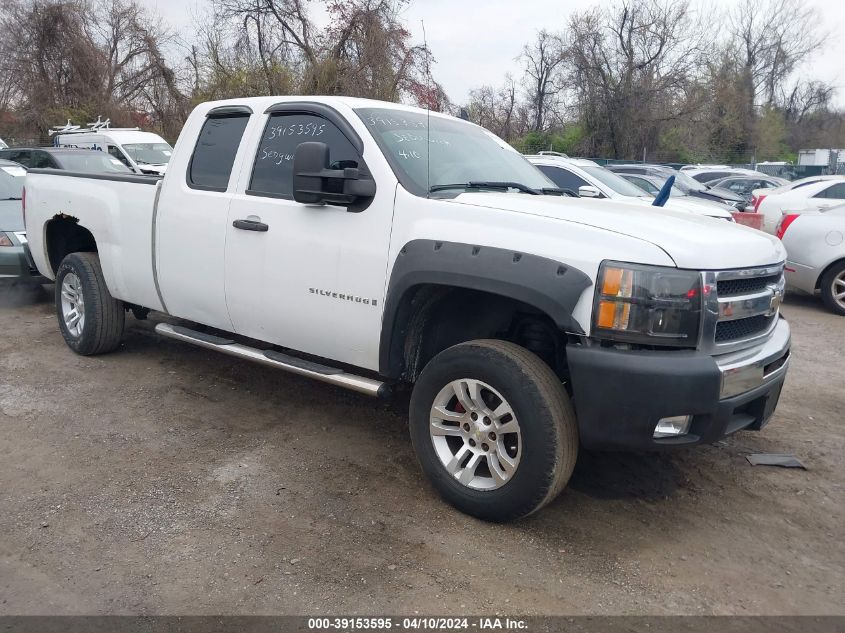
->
24;97;791;521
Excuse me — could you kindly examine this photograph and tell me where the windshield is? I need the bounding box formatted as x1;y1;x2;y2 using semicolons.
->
670;170;707;192
581;165;649;197
355;107;555;196
0;164;26;198
122;142;173;165
58;153;133;173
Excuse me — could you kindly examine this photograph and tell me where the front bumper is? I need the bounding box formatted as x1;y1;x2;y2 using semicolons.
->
567;317;790;450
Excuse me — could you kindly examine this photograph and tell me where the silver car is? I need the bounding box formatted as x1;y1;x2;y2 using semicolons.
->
779;204;845;315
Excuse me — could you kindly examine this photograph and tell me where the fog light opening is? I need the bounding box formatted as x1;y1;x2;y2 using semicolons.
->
653;415;693;439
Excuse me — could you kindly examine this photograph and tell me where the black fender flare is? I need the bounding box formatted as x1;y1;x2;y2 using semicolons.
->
379;240;593;378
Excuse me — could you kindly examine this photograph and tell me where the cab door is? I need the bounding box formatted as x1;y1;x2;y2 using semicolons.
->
224;104;393;371
156;107;252;330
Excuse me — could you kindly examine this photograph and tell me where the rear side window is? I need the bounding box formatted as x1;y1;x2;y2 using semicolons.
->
4;150;30;167
815;183;845;199
248;113;362;199
30;151;54;169
189;114;250;191
536;165;589;191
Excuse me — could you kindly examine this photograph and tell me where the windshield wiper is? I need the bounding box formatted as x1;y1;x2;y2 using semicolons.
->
429;181;541;195
540;187;578;197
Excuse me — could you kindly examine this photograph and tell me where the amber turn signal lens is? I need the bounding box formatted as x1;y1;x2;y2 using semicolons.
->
597;300;616;328
602;267;623;296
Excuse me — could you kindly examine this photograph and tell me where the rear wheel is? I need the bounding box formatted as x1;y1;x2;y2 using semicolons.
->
409;339;578;522
55;252;125;355
820;261;845;316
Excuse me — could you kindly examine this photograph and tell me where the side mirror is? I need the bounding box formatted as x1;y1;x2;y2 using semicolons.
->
292;141;376;208
578;185;601;198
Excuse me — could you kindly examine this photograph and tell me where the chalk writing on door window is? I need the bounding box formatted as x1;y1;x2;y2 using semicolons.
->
260;148;295;165
267;122;325;140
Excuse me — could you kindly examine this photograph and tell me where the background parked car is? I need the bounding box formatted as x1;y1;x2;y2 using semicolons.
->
705;175;789;208
778;204;845;315
681;165;770;183
616;173;737;216
0;159;46;283
0;147;132;173
527;155;734;220
606;164;746;209
753;175;845;234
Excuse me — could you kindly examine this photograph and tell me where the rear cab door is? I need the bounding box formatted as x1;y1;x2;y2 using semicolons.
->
155;104;254;331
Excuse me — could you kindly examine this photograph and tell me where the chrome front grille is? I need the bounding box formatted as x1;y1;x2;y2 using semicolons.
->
717;274;781;297
700;264;785;355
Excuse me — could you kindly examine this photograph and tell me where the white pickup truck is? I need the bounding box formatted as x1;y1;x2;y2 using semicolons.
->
24;96;791;521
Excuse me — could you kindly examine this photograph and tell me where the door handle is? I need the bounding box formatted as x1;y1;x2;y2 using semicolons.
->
233;219;269;232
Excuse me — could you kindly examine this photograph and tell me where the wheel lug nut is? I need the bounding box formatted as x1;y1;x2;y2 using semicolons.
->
482;416;490;425
481;443;489;452
470;412;478;421
462;423;471;432
469;439;476;447
488;432;496;441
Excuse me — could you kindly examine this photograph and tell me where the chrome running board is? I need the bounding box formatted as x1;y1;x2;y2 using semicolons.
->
154;323;389;398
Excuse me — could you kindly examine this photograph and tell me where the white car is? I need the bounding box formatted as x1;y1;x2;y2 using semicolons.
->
754;175;845;234
527;155;734;220
682;165;770;184
24;95;790;521
778;204;845;315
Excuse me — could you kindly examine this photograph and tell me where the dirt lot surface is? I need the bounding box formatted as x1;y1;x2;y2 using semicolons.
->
1;281;842;616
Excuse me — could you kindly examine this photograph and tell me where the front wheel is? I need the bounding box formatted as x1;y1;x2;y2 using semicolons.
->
820;261;845;316
55;252;125;355
409;339;579;522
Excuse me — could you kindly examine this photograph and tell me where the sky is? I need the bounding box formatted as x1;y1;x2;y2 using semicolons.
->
146;0;845;107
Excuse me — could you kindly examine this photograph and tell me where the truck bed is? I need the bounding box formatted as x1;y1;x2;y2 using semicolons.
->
24;169;165;311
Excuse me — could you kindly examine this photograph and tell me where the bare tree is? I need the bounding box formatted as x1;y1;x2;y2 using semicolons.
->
0;0;184;136
564;0;710;158
519;30;566;132
728;0;827;107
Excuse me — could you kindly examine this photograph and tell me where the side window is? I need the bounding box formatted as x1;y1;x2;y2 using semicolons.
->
29;151;52;169
628;176;658;195
108;146;131;168
816;183;845;199
10;150;31;167
537;165;589;191
189;114;250;191
248;113;362;199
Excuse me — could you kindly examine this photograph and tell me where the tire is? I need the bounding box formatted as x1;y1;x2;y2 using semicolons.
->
820;260;845;316
55;252;125;355
409;339;578;522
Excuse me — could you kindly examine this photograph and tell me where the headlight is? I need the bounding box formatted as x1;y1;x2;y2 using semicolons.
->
592;261;702;347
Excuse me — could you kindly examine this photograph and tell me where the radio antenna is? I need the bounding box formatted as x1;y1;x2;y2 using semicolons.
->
421;19;431;198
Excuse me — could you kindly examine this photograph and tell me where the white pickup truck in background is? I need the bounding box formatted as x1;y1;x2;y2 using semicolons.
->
24;96;791;521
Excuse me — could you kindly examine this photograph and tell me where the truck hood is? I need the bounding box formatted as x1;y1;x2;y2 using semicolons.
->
450;193;785;269
657;197;733;218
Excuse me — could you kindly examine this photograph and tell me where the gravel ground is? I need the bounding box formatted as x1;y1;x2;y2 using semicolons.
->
0;281;842;616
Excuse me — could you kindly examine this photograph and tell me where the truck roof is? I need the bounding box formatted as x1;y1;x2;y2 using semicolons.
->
196;95;464;123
